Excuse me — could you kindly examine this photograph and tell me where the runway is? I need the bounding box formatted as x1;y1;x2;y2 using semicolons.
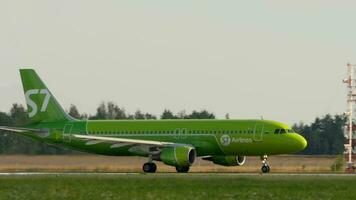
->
0;172;355;176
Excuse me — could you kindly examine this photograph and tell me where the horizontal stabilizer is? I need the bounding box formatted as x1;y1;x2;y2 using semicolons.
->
0;126;41;133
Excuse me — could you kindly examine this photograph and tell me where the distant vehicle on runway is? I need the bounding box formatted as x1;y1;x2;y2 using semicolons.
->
0;69;307;173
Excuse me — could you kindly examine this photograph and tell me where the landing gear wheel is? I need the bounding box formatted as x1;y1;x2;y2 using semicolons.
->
176;166;190;173
260;155;270;173
143;162;157;173
261;165;269;173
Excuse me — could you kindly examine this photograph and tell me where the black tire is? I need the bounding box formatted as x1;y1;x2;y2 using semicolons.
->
150;163;157;173
143;162;157;173
261;165;269;173
176;166;190;173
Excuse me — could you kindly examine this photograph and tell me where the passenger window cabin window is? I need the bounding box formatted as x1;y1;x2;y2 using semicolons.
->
280;129;286;134
274;129;280;134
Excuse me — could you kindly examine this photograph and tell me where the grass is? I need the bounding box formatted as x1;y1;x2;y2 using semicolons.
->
0;174;355;200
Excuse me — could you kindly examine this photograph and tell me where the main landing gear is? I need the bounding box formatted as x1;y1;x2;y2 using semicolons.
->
261;155;270;173
143;163;191;173
176;166;190;173
143;155;157;173
143;162;157;173
142;155;191;173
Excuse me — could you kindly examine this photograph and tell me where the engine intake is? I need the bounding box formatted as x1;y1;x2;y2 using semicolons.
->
159;146;196;167
204;155;246;166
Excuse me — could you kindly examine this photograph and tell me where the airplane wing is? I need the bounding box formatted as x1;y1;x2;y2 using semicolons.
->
73;134;185;155
73;134;175;147
0;127;190;155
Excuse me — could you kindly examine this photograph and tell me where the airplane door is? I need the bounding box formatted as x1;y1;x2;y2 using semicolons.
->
253;123;264;142
63;124;73;142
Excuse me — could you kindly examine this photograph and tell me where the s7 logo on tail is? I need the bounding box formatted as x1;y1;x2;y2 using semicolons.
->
25;89;51;117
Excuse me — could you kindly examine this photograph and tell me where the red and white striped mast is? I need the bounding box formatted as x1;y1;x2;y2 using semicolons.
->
343;63;356;168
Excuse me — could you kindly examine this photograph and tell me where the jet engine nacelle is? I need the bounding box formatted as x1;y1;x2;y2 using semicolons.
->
158;146;196;167
204;155;246;166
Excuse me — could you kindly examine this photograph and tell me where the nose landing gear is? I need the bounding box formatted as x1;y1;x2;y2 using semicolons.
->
261;155;270;173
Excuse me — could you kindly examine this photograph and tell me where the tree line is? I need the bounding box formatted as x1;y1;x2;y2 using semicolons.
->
293;114;346;155
68;102;216;120
0;102;347;155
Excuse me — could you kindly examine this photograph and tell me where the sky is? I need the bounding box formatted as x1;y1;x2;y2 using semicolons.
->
1;1;355;125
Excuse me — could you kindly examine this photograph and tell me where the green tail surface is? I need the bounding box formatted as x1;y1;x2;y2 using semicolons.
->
20;69;74;124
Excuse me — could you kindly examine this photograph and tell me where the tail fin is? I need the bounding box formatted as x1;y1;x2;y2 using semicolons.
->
20;69;74;124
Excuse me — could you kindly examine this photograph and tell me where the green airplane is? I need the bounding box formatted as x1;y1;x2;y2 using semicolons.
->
0;69;307;173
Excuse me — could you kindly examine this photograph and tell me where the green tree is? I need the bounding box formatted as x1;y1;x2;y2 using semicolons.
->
161;109;177;119
294;114;346;155
68;104;82;119
90;102;107;120
107;102;127;119
9;104;29;126
186;110;215;119
134;110;145;119
144;113;157;120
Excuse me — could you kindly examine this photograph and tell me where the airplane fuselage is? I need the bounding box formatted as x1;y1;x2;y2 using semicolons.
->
25;119;306;157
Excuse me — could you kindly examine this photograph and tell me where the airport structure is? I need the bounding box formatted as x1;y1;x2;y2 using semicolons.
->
343;63;356;171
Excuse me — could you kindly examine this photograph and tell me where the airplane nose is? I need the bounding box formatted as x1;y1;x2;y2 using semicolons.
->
287;133;307;153
295;134;307;151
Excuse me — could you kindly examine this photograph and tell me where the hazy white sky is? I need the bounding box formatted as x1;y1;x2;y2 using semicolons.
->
1;1;355;125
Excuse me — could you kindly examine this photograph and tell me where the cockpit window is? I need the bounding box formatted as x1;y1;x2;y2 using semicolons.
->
287;129;294;133
274;129;291;134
